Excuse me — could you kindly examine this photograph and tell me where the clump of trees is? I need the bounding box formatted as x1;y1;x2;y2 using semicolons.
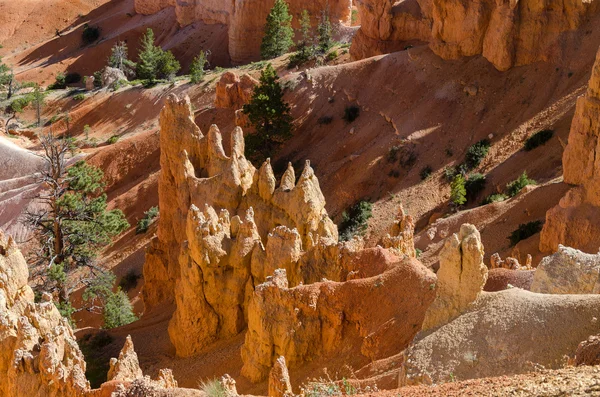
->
242;63;292;162
25;133;134;328
136;28;180;82
287;7;336;67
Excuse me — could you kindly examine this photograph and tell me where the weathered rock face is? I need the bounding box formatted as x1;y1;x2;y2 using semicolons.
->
241;254;437;382
541;49;600;253
144;94;339;357
574;334;600;366
531;245;600;294
143;94;432;381
421;224;487;331
134;0;352;64
0;230;89;397
268;356;293;397
351;0;600;71
380;205;416;257
215;72;258;110
400;288;600;386
107;336;144;383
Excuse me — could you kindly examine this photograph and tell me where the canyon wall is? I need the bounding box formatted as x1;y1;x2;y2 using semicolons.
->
134;0;352;64
143;94;435;381
540;48;600;253
351;0;600;71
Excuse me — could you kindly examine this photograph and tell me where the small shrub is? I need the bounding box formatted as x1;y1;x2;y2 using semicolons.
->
351;9;359;23
73;93;86;101
136;206;159;234
343;105;360;123
509;220;543;246
65;72;81;84
506;171;536;197
415;248;422;258
119;269;141;292
327;50;338;61
465;173;486;200
444;166;457;182
400;149;417;169
465;139;491;169
339;200;373;241
318;116;333;125
199;379;227;397
450;174;467;207
524;129;554;151
93;71;103;88
103;289;137;329
9;96;32;113
107;135;119;145
387;146;400;163
49;73;67;89
420;165;433;180
482;193;508;205
82;24;101;44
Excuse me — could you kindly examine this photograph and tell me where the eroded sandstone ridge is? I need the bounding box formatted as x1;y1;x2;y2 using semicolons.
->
0;230;89;396
540;48;600;253
133;0;352;64
421;224;487;331
143;94;435;381
351;0;600;71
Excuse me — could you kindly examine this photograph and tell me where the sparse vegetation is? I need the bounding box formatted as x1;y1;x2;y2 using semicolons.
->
119;269;141;292
73;93;86;101
339;200;373;241
190;50;210;84
343;105;360;123
289;9;315;67
318;115;333;125
301;377;377;396
49;72;67;89
464;139;491;169
506;171;536;197
351;9;359;24
82;24;100;44
260;0;294;60
524;129;554;151
108;41;136;77
465;173;486;200
199;379;227;397
450;174;467;207
387;145;400;163
482;193;508;205
317;8;333;53
136;206;159;234
509;220;543;246
107;135;119;145
420;165;433;180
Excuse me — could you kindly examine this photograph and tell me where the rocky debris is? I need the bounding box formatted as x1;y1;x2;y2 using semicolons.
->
400;288;600;386
221;374;238;396
531;245;600;294
541;48;600;253
241;256;437;382
107;336;144;382
351;0;600;71
484;268;535;292
85;76;95;91
490;253;532;270
102;67;126;90
109;377;201;397
574;334;600;366
134;0;352;64
421;224;487;331
215;72;258;110
0;230;89;396
380;205;417;257
268;356;293;397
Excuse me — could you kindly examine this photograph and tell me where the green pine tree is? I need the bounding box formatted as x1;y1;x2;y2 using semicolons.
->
190;50;210;84
25;134;129;319
109;41;136;77
450;174;467;207
136;29;161;81
242;64;292;162
317;8;333;53
0;55;10;86
102;288;138;329
260;0;294;60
